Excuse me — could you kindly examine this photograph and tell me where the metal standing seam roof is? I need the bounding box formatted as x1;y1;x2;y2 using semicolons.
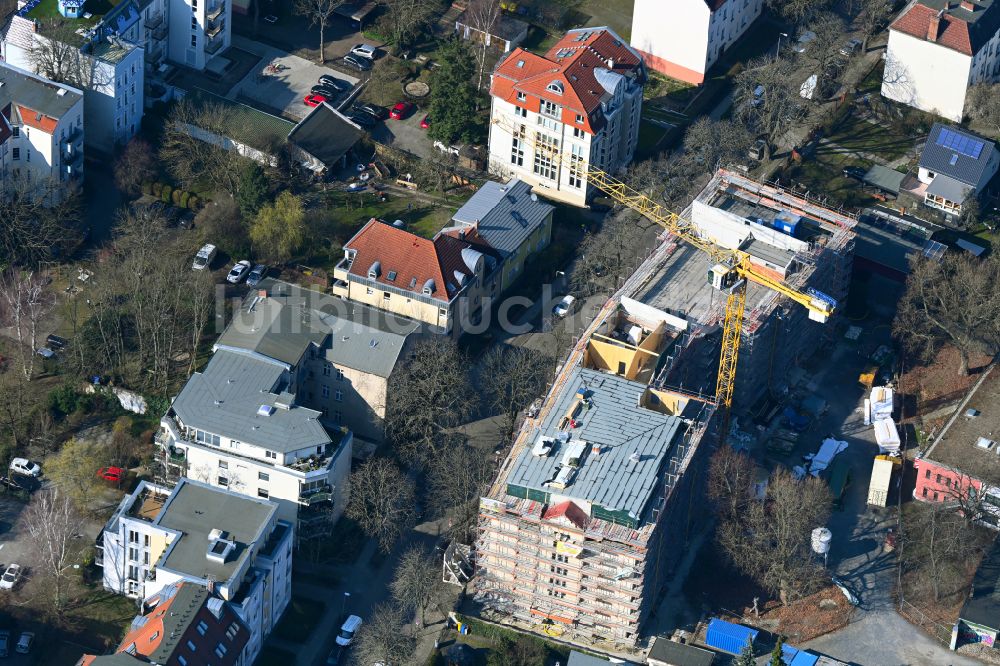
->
0;61;82;121
919;123;997;186
863;165;906;195
704;618;758;655
505;367;684;523
171;349;331;454
450;180;555;259
153;479;277;585
744;238;796;269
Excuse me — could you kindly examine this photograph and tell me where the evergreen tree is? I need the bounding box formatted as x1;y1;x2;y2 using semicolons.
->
769;637;786;666
733;639;755;666
428;39;480;145
236;162;269;218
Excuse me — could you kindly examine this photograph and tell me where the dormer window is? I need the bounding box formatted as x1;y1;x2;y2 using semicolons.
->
422;278;435;295
547;80;564;95
516;91;526;101
575;114;584;124
367;260;381;278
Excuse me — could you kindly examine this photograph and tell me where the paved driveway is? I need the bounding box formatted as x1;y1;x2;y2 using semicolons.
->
372;105;434;160
229;35;359;120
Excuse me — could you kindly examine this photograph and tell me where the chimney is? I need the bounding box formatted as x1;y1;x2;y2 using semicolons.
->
607;57;615;69
927;9;944;42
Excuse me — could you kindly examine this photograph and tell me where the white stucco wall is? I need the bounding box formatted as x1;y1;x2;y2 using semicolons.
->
882;29;972;122
631;0;710;79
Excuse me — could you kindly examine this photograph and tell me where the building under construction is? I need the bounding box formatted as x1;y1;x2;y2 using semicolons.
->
633;170;857;418
473;170;856;650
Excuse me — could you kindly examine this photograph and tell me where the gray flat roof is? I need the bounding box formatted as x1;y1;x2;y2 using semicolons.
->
0;61;82;121
647;637;716;666
450;179;554;258
217;280;421;377
506;367;684;523
863;165;906;195
154;479;276;584
926;173;973;203
745;238;796;270
172;349;330;453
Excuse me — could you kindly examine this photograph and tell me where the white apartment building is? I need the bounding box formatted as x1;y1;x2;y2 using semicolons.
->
99;479;293;664
0;61;84;198
883;0;1000;122
488;27;645;208
630;0;764;84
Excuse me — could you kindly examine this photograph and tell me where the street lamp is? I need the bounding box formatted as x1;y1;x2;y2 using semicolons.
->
776;32;789;58
342;592;350;614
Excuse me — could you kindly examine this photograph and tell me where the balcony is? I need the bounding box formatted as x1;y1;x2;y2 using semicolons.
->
299;485;333;506
207;1;225;23
205;20;224;39
145;12;163;30
205;34;225;54
145;41;165;65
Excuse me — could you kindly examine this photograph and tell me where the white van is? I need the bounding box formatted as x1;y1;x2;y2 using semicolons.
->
335;615;362;646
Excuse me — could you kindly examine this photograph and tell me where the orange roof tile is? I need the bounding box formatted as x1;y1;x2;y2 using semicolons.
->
15;104;58;134
892;4;973;55
543;500;590;529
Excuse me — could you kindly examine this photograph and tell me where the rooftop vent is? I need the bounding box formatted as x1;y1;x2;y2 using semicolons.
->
257;404;275;417
206;597;224;620
629;450;641;464
532;435;555;457
976;437;996;451
208;528;225;541
207;534;236;564
56;88;67;96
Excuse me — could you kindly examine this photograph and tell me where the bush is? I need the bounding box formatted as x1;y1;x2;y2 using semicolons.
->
161;185;173;204
141;181;153;195
171;188;182;206
188;195;200;210
179;191;190;208
49;383;81;417
152;182;163;196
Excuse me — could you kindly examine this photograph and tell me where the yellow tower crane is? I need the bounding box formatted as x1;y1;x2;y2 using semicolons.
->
489;116;838;434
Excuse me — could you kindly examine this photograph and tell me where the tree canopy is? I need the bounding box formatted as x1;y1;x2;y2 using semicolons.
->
250;192;306;263
428;39;481;145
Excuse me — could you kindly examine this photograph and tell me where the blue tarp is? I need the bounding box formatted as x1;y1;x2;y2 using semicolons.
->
704;618;759;655
782;644;820;666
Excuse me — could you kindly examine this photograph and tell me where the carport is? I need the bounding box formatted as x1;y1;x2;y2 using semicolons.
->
862;165;905;197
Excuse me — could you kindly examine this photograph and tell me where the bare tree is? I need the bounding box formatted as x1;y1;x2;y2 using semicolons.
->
464;0;502;91
710;465;831;605
894;254;1000;376
354;603;416;665
293;0;344;64
426;438;493;542
767;0;830;25
682;118;754;172
378;0;437;52
25;21;114;91
966;83;1000;137
390;545;449;625
572;211;657;295
734;56;808;159
857;0;889;51
0;268;53;380
25;490;82;616
385;338;478;466
801;11;848;83
114;137;158;196
346;458;416;552
901;502;989;602
0;176;83;269
481;345;552;444
707;446;758;524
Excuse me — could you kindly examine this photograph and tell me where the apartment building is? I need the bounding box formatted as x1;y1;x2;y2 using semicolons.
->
4;5;144;152
99;479;293;663
475;300;715;646
630;0;764;84
335;218;503;335
443;179;555;292
79;582;253;666
488;27;644;207
883;0;1000;122
0;61;84;198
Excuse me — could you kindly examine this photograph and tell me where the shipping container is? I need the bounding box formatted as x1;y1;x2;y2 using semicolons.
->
704;618;758;655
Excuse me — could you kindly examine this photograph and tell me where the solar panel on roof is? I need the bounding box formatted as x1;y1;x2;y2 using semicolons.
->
936;127;985;159
923;239;946;261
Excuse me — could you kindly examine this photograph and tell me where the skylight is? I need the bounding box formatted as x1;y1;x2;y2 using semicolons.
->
387;270;397;281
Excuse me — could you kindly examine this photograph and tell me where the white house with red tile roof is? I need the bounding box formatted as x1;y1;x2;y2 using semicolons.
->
883;0;1000;122
0;61;84;202
334;219;503;335
487;27;645;208
630;0;764;85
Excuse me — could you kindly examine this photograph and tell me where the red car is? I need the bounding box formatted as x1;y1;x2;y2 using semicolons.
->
390;102;415;120
304;93;328;107
420;115;430;129
97;466;125;484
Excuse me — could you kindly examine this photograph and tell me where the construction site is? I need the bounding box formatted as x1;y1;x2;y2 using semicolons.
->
472;169;858;652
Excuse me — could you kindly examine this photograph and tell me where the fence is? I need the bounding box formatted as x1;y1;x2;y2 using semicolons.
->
899;599;954;646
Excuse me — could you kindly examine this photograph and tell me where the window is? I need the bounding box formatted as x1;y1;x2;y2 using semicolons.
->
129;531;139;544
532;133;558;180
191;35;196;47
150;631;159;642
11;148;18;160
933;491;939;501
334;411;342;422
572;126;585;139
387;271;397;281
510;124;525;167
143;552;149;565
196;621;208;636
11;127;18;137
258;488;269;499
144;534;150;547
192;17;197;28
936;474;943;483
215;643;228;658
218;460;228;469
218;476;228;487
366;287;374;295
439;308;448;317
552;553;568;563
383;292;391;300
514;105;527;118
516;91;526;101
128;565;139;581
322;385;330;399
226;623;239;640
178;656;188;666
575;113;584;124
336;368;344;381
265;450;277;459
186;640;196;652
195;430;221;446
568;144;585;188
925;469;931;479
129;547;139;562
922;487;928;498
335;390;343;402
540;100;560;117
258;471;269;481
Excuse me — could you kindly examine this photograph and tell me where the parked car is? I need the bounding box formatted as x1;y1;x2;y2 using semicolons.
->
751;84;765;108
0;630;9;657
318;75;350;92
97;466;125;484
335;615;363;646
227;260;252;284
36;347;55;359
343;54;371;71
347;112;376;129
9;458;40;478
390;102;415;120
0;564;22;590
311;85;341;98
304;93;328;107
349;43;378;60
46;334;68;349
16;632;33;654
192;243;217;270
842;166;867;181
552;294;575;317
792;30;816;53
246;264;268;287
355;103;388;120
839;38;862;57
420;115;430;129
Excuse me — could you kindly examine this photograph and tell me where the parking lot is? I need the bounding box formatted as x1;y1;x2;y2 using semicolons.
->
229;35;360;121
372;104;435;160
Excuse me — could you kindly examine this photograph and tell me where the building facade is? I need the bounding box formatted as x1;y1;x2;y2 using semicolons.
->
882;0;1000;122
630;0;764;84
0;61;84;198
488;27;644;208
99;479;293;663
334;218;502;335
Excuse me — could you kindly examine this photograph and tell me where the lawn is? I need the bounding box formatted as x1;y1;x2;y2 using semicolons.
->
272;597;326;643
520;26;560;54
575;0;633;40
825;113;916;163
636;119;673;160
782;149;876;210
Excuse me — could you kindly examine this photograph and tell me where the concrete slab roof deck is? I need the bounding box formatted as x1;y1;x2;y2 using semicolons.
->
171;349;331;453
505;367;684;523
154;479;276;585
